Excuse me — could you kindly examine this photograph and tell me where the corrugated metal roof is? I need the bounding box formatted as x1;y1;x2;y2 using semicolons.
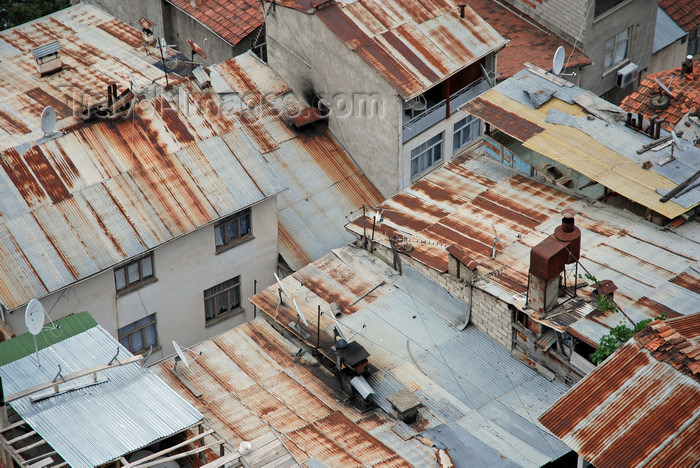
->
0;5;381;309
281;0;507;99
463;68;700;219
345;151;700;347
30;40;61;59
0;325;203;468
539;314;700;467
0;312;97;366
653;7;687;53
248;246;572;465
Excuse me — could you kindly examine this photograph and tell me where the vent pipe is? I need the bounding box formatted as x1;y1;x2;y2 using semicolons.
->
458;3;466;18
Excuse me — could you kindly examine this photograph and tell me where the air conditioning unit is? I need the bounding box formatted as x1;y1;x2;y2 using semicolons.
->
615;62;638;88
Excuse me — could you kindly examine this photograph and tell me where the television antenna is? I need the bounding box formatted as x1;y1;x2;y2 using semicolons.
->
25;299;46;367
128;70;141;95
552;46;565;76
172;340;201;372
40;106;57;138
491;223;504;259
274;272;291;304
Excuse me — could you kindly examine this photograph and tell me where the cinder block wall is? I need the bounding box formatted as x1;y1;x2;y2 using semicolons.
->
366;241;513;349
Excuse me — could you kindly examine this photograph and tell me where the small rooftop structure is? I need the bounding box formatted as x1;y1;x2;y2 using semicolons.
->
274;0;508;99
346;151;699;351
0;323;207;467
463;67;700;219
468;0;591;80
539;313;700;467
621;59;700;133
243;246;571;466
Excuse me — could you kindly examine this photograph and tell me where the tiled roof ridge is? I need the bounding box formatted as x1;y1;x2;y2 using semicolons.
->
636;318;700;381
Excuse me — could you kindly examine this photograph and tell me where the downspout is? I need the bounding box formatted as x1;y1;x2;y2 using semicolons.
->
0;376;8;429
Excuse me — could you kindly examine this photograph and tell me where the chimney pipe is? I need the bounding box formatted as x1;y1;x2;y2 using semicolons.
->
107;85;113;109
648;114;658;136
655;118;664;139
637;112;644;130
626;112;633;127
458;3;466;18
686;55;694;74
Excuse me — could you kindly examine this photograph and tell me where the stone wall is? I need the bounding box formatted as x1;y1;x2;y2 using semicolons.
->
366;240;514;349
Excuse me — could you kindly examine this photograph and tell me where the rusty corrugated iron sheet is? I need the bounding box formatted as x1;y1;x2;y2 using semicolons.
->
345;151;700;346
152;318;423;467
283;0;507;99
0;5;382;309
463;95;545;141
539;314;700;467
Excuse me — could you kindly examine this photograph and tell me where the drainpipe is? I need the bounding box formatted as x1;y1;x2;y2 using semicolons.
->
0;376;8;429
466;269;473;326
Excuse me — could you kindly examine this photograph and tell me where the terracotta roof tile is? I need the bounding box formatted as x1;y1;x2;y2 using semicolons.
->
166;0;264;45
659;0;700;32
620;65;700;131
469;0;590;79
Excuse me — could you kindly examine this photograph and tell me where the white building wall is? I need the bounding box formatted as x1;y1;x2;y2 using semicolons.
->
5;197;279;362
650;39;688;73
266;7;402;198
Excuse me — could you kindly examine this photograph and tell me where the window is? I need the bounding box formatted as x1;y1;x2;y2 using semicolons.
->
410;132;443;178
453;115;481;152
604;27;631;70
204;276;242;322
115;254;154;293
118;314;158;354
215;209;252;251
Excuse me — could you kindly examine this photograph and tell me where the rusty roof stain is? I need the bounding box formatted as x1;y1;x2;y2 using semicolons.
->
467;0;591;80
465;96;545;140
620;65;700;132
277;0;507;99
0;5;381;309
346;151;700;346
539;313;700;467
165;0;264;46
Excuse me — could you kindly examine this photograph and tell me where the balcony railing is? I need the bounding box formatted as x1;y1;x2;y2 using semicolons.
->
402;77;490;143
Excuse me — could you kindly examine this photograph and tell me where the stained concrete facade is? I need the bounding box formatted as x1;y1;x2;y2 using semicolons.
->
503;0;658;102
4;197;279;363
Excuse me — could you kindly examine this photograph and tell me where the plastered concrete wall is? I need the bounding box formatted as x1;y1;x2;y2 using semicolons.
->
81;0;166;37
503;0;590;44
650;39;687;74
266;7;401;198
5;197;278;362
162;2;253;66
366;241;513;349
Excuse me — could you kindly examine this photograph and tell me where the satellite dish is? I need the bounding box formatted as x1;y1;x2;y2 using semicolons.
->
187;39;207;60
292;298;309;327
40;106;57;136
332;315;347;342
128;70;141;94
552;46;565;76
671;131;682;150
173;340;189;368
274;272;291;302
25;299;46;335
654;77;673;97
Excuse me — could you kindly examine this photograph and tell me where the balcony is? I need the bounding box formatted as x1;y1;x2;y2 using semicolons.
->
402;77;490;143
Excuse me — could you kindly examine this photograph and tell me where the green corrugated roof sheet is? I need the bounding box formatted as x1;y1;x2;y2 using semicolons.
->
0;312;98;366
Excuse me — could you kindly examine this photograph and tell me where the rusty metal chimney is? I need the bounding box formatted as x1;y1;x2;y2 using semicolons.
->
458;3;466;18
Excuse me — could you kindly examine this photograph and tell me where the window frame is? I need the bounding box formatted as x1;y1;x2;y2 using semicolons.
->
604;27;631;71
214;209;253;253
114;253;155;294
204;276;243;325
410;132;444;179
118;313;158;354
453;115;481;152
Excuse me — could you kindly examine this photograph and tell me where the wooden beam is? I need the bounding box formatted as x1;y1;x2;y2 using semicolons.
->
200;451;241;468
25;456;53;468
133;441;223;468
22;451;57;465
6;356;142;403
122;429;214;467
0;419;29;432
6;430;37;445
15;438;48;454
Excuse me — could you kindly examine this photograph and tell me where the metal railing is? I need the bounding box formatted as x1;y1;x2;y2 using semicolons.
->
402;77;489;143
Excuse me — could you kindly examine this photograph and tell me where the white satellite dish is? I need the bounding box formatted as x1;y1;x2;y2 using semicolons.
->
173;340;189;369
40;106;57;136
274;272;291;302
332;315;347;342
552;46;566;76
25;299;46;335
128;70;141;94
292;298;309;327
